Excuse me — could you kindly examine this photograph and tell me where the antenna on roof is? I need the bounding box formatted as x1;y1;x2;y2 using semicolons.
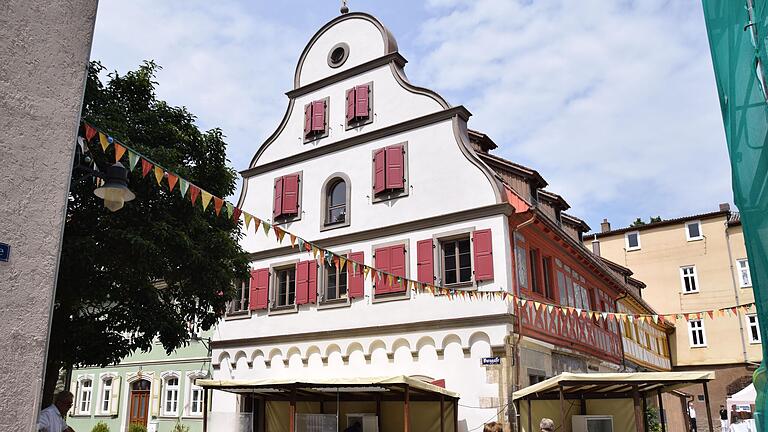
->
340;0;349;14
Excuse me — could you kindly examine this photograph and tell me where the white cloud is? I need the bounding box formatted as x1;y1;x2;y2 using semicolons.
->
412;0;732;227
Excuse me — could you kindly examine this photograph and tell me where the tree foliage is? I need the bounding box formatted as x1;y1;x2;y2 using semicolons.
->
630;216;663;227
45;61;249;400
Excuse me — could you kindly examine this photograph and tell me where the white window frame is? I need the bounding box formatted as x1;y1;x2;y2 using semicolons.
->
747;314;761;344
625;231;641;251
680;265;700;294
737;259;752;288
161;372;181;416
685;220;703;241
186;372;207;416
77;376;94;415
687;319;707;347
98;374;115;415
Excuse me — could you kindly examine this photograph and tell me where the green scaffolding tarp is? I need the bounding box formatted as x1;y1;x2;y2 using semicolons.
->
702;0;768;428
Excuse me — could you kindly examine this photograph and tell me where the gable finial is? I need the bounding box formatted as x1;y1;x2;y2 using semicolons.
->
340;0;349;14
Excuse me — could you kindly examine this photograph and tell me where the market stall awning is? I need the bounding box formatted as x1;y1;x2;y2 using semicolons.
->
197;375;459;400
513;371;715;401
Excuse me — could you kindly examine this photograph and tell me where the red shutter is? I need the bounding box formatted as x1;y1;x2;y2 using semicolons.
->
311;100;325;132
346;88;355;122
249;268;269;310
281;173;300;215
355;84;369;118
416;239;434;284
304;104;312;137
273;177;284;219
385;145;404;189
374;246;390;294
348;251;365;298
308;260;317;304
296;261;309;305
373;148;386;194
473;229;494;281
390;245;406;292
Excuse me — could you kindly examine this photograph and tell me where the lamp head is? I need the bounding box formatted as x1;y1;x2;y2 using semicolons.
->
94;162;135;212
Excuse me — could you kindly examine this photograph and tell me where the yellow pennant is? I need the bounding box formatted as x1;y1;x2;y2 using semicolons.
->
243;212;253;230
290;234;296;247
339;257;347;271
99;132;110;151
363;266;370;279
200;191;213;210
153;166;164;185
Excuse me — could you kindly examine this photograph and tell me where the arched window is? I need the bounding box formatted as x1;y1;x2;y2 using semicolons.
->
162;375;180;416
322;174;351;230
100;376;113;414
78;379;93;414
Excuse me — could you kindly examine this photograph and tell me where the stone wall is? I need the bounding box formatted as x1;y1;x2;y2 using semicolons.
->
0;1;98;430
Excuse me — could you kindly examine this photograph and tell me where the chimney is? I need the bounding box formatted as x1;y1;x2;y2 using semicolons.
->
719;203;730;212
591;237;601;256
601;218;611;233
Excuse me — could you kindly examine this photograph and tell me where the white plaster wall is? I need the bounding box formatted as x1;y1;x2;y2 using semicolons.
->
256;65;445;166
210;325;509;432
297;17;387;87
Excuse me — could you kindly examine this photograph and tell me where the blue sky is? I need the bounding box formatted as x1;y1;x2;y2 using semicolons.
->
90;0;732;232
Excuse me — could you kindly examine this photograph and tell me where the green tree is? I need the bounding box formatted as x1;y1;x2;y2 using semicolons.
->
42;61;249;404
630;217;647;227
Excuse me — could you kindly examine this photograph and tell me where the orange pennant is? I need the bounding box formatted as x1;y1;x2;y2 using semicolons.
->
167;173;178;191
189;185;200;204
141;159;153;177
213;197;224;215
114;143;126;162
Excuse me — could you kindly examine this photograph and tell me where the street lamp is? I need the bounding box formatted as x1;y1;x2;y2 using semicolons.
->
93;162;135;212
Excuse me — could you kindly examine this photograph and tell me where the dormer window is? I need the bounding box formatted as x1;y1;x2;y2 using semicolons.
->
304;99;328;141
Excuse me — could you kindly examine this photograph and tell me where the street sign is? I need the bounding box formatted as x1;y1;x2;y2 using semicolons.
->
481;356;501;365
0;243;9;262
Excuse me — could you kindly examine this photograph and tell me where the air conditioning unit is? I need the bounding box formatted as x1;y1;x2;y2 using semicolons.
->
572;415;614;432
346;413;379;432
295;414;338;432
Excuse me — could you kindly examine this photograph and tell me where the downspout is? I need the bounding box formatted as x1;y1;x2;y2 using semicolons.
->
511;213;536;432
615;292;629;372
724;218;750;364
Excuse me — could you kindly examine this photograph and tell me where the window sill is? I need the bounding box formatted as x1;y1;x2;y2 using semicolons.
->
273;214;301;226
740;285;753;289
224;311;251;321
93;414;116;418
346;117;373;130
182;415;203;419
626;247;641;252
372;290;410;304
159;415;181;419
682;291;700;295
320;220;350;232
318;297;350;309
690;345;708;349
749;340;762;345
687;237;704;242
268;305;298;315
303;130;329;144
372;188;409;203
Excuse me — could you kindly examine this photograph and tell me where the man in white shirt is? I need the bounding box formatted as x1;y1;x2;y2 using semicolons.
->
689;402;698;432
37;391;76;432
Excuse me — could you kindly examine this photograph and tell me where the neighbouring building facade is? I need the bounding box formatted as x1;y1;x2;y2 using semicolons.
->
67;336;210;432
209;11;673;432
589;205;762;432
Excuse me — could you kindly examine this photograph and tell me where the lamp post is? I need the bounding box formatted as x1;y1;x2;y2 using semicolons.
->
74;139;135;212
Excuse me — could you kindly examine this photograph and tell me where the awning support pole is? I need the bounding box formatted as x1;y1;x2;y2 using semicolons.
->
289;388;296;432
632;385;644;432
642;392;649;432
454;398;458;432
703;382;714;432
404;385;411;432
202;388;208;432
657;389;667;432
559;385;565;430
377;395;382;432
527;399;532;432
440;394;445;432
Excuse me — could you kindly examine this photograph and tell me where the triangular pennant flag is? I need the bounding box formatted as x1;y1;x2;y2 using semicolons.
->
141;159;153;177
297;237;305;251
290;234;296;247
534;301;541;311
253;217;261;232
232;206;241;221
363;266;370;279
547;305;554;313
326;252;334;267
128;150;140;171
339;257;347;271
200;191;213;210
84;123;97;142
652;315;659;324
262;221;271;235
352;261;358;274
99;132;110;151
114;143;126;162
684;313;691;321
575;308;582;316
707;310;714;320
179;178;189;198
189;185;201;205
225;202;233;218
275;227;285;243
167;173;178;192
581;311;588;319
601;312;609;321
154;166;165;185
243;212;252;229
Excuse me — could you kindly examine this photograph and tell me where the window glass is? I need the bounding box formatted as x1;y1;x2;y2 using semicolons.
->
738;259;752;287
566;278;575;307
542;257;553;299
626;232;640;249
229;280;249;314
688;320;706;347
515;238;528;289
101;378;112;413
556;270;566;304
681;266;698;293
687;221;702;239
276;268;296;306
442;238;471;285
326;180;346;225
190;380;203;415
165;377;179;414
748;315;761;343
529;249;540;294
80;379;92;414
325;256;348;300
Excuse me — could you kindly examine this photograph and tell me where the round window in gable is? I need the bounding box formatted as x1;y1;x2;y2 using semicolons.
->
327;42;350;68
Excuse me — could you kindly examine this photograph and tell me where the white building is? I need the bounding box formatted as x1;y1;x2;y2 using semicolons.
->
210;11;628;432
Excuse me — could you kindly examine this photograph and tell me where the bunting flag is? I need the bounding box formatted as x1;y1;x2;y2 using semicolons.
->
128;150;140;171
167;173;179;192
114;143;126;162
79;120;759;322
154;166;165;185
141;159;153;177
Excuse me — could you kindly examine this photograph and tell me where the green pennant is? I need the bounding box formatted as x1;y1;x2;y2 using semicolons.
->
262;221;271;235
128;150;140;171
179;179;189;198
297;238;305;251
225;202;233;217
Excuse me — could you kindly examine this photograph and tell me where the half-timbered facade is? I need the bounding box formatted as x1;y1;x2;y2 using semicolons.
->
209;11;650;431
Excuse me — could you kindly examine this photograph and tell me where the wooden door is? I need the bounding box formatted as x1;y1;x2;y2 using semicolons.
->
128;380;151;427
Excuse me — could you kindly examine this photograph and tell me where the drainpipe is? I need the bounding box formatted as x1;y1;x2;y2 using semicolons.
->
615;292;629;372
724;219;749;364
511;213;536;432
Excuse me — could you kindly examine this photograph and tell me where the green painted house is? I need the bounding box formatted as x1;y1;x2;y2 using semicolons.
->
66;334;211;432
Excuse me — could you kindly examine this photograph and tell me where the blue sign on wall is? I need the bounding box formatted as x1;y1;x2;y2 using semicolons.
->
481;356;501;365
0;243;9;262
